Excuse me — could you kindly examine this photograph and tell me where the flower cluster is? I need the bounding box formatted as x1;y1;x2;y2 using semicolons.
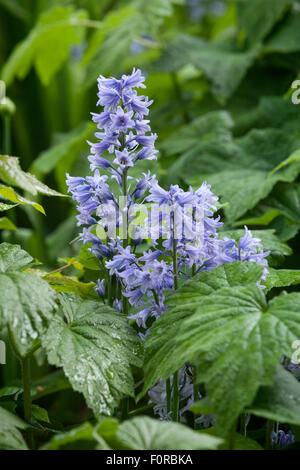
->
66;68;270;423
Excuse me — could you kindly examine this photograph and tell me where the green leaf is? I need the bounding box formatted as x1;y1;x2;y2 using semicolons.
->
247;365;300;426
0;406;28;450
0;155;64;196
237;0;292;42
143;270;300;433
78;243;101;271
169;129;300;222
265;268;300;290
44;272;96;297
157;34;260;102
41;293;143;417
31;122;93;176
32;404;49;423
160;110;233;156
0;185;45;214
0;217;17;231
114;416;222;450
0;202;18;211
0;242;33;272
0;243;57;357
2;6;87;86
265;13;300;53
42;422;97;450
198;427;263;450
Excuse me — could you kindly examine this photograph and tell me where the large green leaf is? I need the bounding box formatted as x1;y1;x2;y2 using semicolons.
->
42;422;104;450
114;416;222;450
143;265;300;433
41;293;143;417
0;155;64;196
0;243;57;357
0;406;28;450
247;365;300;425
157;34;260;102
2;6;87;85
237;0;292;42
167;129;300;222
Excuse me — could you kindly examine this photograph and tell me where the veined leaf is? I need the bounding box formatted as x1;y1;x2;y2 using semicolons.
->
0;155;64;196
0;243;57;357
143;264;300;433
42;422;98;450
237;0;292;42
157;34;260;102
247;365;300;425
2;6;88;86
0;406;28;450
41;293;143;417
160;110;233;156
114;416;222;450
265;13;300;53
44;272;96;297
167;129;300;222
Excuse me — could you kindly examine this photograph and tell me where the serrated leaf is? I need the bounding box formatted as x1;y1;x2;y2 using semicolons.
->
0;406;27;450
265;13;300;53
237;0;292;42
247;365;300;425
169;129;300;222
143;267;300;433
2;6;87;85
0;185;45;214
160;110;233;156
0;243;56;357
0;217;17;231
44;272;95;297
0;242;33;272
265;268;300;290
115;416;222;450
0;155;64;196
41;293;142;417
157;34;260;102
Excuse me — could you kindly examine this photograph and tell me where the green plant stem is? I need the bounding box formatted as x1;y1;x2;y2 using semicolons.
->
22;356;34;449
121;396;129;421
121;169;129;316
240;412;247;437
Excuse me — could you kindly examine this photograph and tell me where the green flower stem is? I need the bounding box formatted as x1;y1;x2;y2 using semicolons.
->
8;327;34;448
171;209;180;421
122;169;129;316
